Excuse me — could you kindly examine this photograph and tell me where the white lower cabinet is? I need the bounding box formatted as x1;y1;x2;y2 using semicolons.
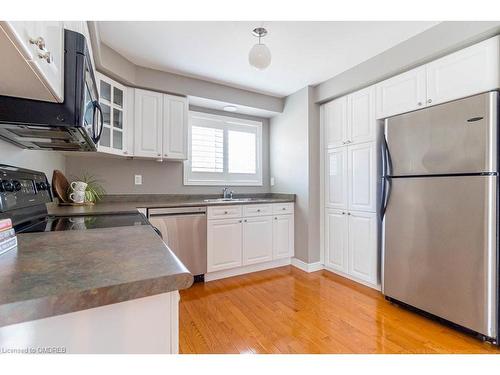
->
207;218;242;272
324;208;378;287
207;204;294;274
324;209;348;273
243;216;273;265
272;214;294;259
347;211;377;285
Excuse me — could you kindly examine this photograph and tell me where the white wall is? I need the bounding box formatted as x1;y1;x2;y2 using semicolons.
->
0;139;65;180
65;108;271;195
270;87;320;263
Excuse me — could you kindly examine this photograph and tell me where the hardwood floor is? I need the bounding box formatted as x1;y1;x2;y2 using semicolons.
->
179;266;500;354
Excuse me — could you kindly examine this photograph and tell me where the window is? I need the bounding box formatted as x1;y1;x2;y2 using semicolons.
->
184;111;263;186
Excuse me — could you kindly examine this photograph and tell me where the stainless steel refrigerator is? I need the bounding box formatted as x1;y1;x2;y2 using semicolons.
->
382;91;499;343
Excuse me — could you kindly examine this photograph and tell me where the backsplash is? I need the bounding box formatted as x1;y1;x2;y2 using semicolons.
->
0;139;65;180
65;156;271;195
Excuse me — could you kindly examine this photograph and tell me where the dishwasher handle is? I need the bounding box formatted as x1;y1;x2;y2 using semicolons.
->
152;226;163;239
148;206;206;216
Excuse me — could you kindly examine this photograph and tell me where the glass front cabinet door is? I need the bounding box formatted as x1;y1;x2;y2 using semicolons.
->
96;72;129;156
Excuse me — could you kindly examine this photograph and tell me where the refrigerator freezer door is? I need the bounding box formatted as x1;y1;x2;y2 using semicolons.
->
383;175;497;338
385;91;497;176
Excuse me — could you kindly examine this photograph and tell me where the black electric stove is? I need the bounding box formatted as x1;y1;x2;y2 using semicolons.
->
18;213;149;233
0;164;149;233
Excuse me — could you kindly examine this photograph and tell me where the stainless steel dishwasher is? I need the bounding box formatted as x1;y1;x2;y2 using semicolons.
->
148;206;207;281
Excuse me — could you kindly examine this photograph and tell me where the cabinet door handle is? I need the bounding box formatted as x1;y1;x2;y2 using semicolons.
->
123;150;128;155
427;99;432;104
224;211;228;214
164;154;168;157
157;153;161;157
30;36;46;50
257;209;261;212
342;212;346;215
244;219;247;222
347;212;351;215
274;217;277;220
417;102;422;106
239;220;242;223
38;51;51;63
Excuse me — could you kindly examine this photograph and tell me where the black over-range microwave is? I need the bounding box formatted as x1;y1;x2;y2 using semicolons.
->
0;29;103;151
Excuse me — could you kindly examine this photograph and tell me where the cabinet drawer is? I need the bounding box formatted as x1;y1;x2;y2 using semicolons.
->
207;205;242;219
243;204;272;217
272;203;294;214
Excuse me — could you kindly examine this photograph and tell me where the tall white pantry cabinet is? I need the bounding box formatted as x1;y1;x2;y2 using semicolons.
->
321;85;379;289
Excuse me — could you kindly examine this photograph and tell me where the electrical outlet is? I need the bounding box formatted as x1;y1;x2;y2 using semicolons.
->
270;177;275;186
134;175;142;185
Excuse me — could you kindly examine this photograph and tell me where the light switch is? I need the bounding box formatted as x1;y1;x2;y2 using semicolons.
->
134;175;142;185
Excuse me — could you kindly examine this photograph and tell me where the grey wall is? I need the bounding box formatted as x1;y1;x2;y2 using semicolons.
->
315;21;500;103
270;87;320;263
0;139;65;180
65;107;270;195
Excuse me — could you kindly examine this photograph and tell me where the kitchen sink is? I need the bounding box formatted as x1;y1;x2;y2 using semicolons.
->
203;197;259;203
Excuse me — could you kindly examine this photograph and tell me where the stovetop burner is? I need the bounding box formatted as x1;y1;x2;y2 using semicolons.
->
18;213;149;233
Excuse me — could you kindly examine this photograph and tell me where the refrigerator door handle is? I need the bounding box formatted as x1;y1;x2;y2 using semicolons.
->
383;135;393;177
380;134;392;219
381;176;392;219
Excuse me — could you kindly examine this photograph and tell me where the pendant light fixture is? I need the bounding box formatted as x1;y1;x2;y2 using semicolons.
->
248;27;271;70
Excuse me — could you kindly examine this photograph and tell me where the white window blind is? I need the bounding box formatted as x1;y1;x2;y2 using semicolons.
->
191;126;223;172
184;112;263;186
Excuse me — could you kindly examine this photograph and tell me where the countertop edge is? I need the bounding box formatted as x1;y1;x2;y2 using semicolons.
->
0;271;193;328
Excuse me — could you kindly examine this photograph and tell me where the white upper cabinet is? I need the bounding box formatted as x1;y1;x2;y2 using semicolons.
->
0;21;64;102
242;216;273;265
347;211;377;285
134;89;188;160
325;209;348;273
162;94;188;160
272;213;294;260
97;73;130;156
323;86;376;148
426;36;500;106
325;147;348;209
376;36;500;119
348;142;377;212
376;66;427;119
134;89;163;158
324;96;348;148
348;85;376;144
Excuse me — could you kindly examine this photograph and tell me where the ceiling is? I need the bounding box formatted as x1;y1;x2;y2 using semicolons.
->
97;21;439;98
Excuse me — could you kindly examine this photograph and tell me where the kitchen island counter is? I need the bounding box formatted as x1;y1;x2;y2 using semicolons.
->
0;225;193;328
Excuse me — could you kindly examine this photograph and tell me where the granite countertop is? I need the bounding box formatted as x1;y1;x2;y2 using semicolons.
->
47;193;296;216
0;225;193;327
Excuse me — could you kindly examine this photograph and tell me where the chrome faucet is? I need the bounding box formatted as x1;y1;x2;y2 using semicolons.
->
222;187;233;199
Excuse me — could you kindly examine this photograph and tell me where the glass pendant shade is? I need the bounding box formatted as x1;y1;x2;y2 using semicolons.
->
248;43;271;70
